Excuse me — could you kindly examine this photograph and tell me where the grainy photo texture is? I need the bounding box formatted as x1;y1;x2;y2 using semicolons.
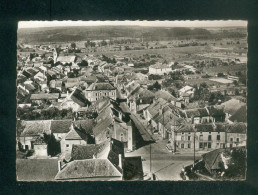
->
16;20;247;181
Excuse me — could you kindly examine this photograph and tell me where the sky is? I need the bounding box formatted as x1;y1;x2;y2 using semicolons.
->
18;20;247;29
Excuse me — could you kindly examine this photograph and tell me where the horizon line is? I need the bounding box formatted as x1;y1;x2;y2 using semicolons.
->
18;20;247;29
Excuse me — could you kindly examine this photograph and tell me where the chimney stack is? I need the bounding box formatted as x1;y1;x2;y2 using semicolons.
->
58;160;62;172
118;154;122;169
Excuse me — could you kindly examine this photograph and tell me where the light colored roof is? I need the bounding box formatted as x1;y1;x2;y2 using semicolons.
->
55;159;122;180
221;99;246;116
150;63;170;69
57;55;76;63
30;93;59;100
179;85;193;93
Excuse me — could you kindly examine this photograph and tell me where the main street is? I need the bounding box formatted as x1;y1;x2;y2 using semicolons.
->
125;138;202;180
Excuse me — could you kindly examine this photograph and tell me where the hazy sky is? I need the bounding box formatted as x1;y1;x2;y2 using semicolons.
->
19;20;247;29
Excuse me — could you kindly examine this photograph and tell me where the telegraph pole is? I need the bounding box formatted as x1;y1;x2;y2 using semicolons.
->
193;129;196;167
150;143;152;173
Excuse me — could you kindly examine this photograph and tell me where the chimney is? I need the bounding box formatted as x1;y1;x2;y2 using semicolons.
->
118;154;122;169
58;160;62;172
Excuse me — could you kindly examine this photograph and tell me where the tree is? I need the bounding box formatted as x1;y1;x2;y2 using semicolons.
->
148;81;161;91
78;60;88;67
71;42;76;49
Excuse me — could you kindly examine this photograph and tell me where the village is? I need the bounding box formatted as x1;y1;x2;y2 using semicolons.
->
16;24;247;181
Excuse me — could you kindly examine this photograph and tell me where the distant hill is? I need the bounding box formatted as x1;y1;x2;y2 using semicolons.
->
18;26;247;44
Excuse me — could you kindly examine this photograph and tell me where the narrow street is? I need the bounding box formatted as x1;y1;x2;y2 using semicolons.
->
125;138;202;180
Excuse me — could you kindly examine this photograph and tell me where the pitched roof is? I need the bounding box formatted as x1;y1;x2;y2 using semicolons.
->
65;126;88;140
73;119;95;135
55;159;122;180
155;90;177;102
71;141;110;160
93;116;113;137
21;120;51;136
57;55;76;63
185;108;209;118
221;99;246;116
16;159;59;181
30;93;59;100
50;120;72;134
70;88;90;107
229;105;247;123
86;82;115;90
130;114;154;142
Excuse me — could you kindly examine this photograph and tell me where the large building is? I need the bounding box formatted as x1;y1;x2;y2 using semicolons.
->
149;63;173;75
85;82;116;102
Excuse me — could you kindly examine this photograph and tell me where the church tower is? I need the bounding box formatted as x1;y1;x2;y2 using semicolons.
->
53;48;59;64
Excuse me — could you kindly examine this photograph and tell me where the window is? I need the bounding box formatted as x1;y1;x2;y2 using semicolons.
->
188;136;191;141
66;144;69;148
236;138;240;142
200;135;203;141
121;133;124;141
230;138;233;142
105;93;107;96
208;143;211;148
188;143;191;148
208;135;212;141
199;143;203;149
181;144;184;149
181;136;185;141
25;145;29;150
217;135;220;141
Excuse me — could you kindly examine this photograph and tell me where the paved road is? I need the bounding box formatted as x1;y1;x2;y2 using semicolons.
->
125;139;202;180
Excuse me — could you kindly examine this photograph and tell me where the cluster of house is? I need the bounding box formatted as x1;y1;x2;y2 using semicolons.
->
17;43;247;181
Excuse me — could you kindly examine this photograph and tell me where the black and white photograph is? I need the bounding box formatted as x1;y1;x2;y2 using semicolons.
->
16;20;247;181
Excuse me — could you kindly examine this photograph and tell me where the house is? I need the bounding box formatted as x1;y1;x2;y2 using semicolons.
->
228;105;246;123
184;108;211;124
56;138;124;181
34;71;47;82
179;85;194;97
85;82;116;102
221;99;246;121
55;138;143;180
60;88;91;111
64;124;89;152
167;122;246;152
30;93;59;105
149;63;172;75
18;120;52;150
206;106;226;122
50;120;73;152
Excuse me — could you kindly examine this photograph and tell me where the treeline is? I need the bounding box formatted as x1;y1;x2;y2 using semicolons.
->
17;106;74;120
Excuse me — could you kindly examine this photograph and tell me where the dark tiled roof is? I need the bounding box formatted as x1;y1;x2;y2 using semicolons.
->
70;88;90;107
123;156;143;180
93;116;113;137
50;120;72;134
55;159;122;180
206;106;225;116
74;119;95;135
21;120;52;136
17;159;59;181
155;90;177;102
87;82;115;90
130;114;153;142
